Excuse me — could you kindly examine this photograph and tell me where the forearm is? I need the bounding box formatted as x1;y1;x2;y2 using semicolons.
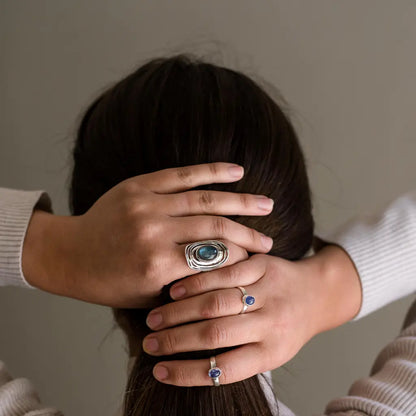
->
310;244;362;333
21;209;82;297
325;190;416;320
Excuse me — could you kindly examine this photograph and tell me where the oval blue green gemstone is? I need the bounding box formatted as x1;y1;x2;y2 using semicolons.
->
245;295;255;306
209;368;222;378
197;245;218;261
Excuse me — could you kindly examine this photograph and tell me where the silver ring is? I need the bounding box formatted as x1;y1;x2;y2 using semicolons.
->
208;356;222;386
185;240;229;271
237;286;256;314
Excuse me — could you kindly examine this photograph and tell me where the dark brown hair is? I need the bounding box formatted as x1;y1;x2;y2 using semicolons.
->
69;54;314;415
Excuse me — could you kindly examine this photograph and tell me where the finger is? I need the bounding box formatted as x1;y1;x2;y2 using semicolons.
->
159;238;249;286
133;162;245;193
146;283;262;331
163;190;274;217
169;255;266;300
153;343;267;386
142;310;264;356
169;215;274;254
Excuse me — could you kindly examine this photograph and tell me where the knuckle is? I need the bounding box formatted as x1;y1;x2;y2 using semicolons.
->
176;166;194;187
223;264;241;285
251;253;269;270
250;253;265;262
121;179;141;196
118;200;135;221
239;193;251;209
204;322;228;347
182;192;193;213
249;226;259;244
208;162;219;177
162;331;178;354
159;305;173;325
138;219;161;240
124;200;149;218
212;216;227;237
198;191;215;211
172;366;190;386
190;274;206;293
200;293;229;319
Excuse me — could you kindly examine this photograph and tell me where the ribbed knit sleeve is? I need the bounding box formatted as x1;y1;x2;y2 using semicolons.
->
0;361;62;416
324;299;416;416
325;190;416;320
0;187;52;288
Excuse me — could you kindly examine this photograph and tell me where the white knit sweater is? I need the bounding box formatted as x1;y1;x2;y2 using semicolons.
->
0;187;415;416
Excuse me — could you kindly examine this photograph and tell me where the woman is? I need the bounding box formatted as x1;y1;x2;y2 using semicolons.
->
69;53;314;415
1;53;415;414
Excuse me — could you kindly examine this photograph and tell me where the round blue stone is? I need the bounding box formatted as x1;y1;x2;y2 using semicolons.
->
245;295;255;306
197;245;218;261
208;368;222;378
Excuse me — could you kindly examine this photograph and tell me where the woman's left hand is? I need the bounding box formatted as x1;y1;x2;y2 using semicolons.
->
142;245;362;386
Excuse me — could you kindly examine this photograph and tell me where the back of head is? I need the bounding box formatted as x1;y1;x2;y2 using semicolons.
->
69;53;314;415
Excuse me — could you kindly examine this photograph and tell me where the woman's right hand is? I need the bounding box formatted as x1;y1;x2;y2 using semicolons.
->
143;245;362;386
22;162;274;308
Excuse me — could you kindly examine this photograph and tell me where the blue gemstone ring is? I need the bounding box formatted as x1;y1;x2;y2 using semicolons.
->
237;286;256;314
208;356;222;386
185;240;229;272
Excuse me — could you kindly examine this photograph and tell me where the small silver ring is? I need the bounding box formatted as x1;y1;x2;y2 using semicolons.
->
237;286;256;314
185;240;229;272
208;356;222;386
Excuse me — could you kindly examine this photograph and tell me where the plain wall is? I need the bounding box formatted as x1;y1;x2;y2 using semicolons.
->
1;1;415;415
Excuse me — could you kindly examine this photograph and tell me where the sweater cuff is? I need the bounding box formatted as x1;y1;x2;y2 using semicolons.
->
324;192;416;321
0;188;53;289
0;361;62;415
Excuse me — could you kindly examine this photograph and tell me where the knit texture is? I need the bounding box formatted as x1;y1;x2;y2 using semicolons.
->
0;362;61;416
324;299;416;416
1;188;416;414
0;188;52;288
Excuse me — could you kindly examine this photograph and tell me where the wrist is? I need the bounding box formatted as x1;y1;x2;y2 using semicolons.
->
22;210;79;297
309;244;362;334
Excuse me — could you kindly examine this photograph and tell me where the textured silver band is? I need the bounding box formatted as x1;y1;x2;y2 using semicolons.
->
238;286;249;313
185;240;229;271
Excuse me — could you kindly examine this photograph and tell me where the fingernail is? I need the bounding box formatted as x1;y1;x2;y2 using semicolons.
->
154;365;169;381
256;196;274;211
228;165;244;178
146;312;163;328
261;235;273;250
171;285;186;299
143;337;159;352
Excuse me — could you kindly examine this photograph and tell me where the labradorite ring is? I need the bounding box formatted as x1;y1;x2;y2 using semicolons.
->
184;240;229;271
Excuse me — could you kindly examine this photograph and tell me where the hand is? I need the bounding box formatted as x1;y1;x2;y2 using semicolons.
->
22;162;275;308
143;245;362;386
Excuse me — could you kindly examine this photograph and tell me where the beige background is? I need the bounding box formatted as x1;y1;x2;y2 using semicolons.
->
1;1;415;415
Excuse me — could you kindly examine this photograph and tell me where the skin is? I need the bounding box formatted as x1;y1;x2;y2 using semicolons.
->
20;161;361;387
142;244;362;386
22;162;275;308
